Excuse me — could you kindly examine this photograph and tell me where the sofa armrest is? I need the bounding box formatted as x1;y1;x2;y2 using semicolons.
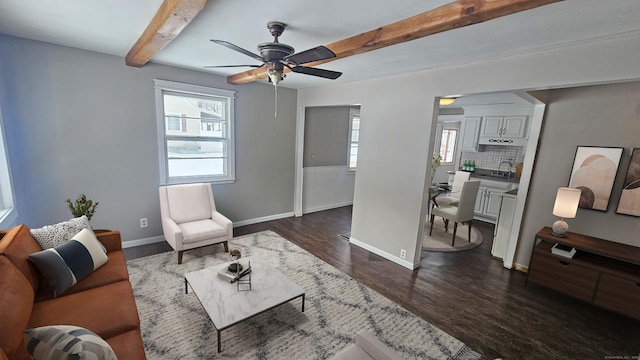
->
95;231;122;253
355;332;402;360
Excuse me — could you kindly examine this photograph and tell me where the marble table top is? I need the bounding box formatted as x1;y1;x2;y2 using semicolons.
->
184;255;305;330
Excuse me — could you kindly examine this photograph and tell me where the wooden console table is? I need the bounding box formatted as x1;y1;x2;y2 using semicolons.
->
527;227;640;320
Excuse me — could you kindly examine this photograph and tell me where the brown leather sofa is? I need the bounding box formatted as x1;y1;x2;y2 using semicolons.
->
0;224;146;360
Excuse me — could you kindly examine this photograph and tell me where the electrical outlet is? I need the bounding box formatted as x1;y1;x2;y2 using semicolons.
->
140;218;148;228
400;249;406;259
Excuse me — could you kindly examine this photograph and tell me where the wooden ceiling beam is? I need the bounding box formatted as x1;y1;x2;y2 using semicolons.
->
126;0;208;67
227;0;563;85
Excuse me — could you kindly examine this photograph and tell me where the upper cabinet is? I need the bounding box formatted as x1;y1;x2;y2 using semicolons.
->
479;115;528;145
460;116;481;152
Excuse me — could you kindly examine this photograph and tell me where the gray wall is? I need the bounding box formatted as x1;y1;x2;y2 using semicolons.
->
517;81;640;265
303;106;351;167
0;34;297;243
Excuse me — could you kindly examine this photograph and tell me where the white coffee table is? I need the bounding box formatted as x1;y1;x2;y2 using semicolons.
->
184;255;305;353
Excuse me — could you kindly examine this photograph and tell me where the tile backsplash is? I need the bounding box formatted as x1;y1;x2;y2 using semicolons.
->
460;145;525;171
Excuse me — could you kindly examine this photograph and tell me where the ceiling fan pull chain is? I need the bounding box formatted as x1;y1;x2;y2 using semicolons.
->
274;85;278;117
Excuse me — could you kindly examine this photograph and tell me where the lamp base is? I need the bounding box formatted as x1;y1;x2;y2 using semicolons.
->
552;219;569;237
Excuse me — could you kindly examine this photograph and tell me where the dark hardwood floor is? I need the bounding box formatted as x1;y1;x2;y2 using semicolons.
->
124;206;639;359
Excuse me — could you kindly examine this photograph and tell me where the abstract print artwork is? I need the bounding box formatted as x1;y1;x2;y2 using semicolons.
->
616;148;640;217
568;146;623;211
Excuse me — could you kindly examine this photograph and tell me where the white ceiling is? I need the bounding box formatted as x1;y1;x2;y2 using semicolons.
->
1;0;640;92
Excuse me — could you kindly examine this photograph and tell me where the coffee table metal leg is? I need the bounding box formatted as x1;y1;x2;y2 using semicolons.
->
217;329;221;353
302;294;305;312
185;278;188;294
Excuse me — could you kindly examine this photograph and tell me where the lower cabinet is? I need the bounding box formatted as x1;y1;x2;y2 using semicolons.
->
527;227;640;321
474;187;504;223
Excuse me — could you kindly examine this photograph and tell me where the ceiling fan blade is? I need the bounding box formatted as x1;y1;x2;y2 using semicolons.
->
283;46;335;65
204;65;264;68
290;66;342;80
210;40;265;63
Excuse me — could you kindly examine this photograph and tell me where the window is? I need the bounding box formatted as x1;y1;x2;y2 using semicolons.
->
0;101;17;228
154;80;236;184
439;128;458;164
347;108;360;171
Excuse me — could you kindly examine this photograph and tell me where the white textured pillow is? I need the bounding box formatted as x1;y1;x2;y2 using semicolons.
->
30;216;90;249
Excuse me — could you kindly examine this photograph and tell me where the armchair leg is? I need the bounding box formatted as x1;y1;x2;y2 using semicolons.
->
451;222;458;246
177;251;183;264
223;241;229;252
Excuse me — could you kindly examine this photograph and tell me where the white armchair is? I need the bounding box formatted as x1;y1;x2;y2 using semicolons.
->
159;183;232;264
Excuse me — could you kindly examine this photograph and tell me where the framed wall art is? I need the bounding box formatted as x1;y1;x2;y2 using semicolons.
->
616;148;640;217
568;146;623;212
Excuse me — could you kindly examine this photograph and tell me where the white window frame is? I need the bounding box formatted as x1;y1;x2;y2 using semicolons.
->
347;108;360;171
0;101;18;228
439;128;458;164
154;79;236;185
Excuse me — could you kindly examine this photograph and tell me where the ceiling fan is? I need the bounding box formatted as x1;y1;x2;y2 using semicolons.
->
206;21;342;87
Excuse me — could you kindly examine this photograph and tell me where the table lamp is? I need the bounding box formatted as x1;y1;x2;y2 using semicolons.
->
552;187;581;237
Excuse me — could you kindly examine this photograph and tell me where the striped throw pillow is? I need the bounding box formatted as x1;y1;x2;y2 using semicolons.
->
24;325;116;360
28;228;108;297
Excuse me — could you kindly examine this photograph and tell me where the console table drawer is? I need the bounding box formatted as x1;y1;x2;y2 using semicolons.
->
594;274;640;320
528;253;599;302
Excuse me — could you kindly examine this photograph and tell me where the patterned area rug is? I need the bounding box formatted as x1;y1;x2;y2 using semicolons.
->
127;231;480;359
423;223;483;252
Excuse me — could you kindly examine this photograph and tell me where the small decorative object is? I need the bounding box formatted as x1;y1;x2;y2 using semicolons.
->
228;249;242;273
234;260;252;291
551;187;581;237
616;148;640;217
65;194;99;221
568;146;623;211
431;152;442;184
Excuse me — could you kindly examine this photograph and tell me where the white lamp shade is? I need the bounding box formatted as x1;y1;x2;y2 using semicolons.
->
552;187;581;218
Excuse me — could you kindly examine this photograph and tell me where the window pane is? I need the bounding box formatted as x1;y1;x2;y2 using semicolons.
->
349;145;358;168
166;140;225;177
163;94;227;138
439;129;457;163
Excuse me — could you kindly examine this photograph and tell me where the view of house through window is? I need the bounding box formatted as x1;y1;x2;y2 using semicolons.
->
439;128;458;164
348;108;360;170
155;80;236;184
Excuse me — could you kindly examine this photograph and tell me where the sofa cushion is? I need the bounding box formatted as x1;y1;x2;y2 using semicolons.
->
35;250;129;302
28;229;108;297
0;224;43;292
0;257;35;360
24;325;117;360
30;216;90;250
29;281;140;340
104;329;147;360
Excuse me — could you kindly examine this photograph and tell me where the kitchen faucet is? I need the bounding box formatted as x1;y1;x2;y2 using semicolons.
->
498;160;514;178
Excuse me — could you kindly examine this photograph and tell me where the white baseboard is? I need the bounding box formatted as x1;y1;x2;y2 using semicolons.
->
122;235;165;249
349;236;416;270
232;212;294;227
122;212;295;248
302;201;353;215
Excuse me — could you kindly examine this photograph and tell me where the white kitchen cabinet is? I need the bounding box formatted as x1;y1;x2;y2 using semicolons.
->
480;116;527;139
474;188;503;222
460;116;481;151
492;194;517;260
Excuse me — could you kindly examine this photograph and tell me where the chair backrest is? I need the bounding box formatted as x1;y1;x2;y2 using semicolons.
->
455;180;481;221
159;183;216;224
450;171;471;193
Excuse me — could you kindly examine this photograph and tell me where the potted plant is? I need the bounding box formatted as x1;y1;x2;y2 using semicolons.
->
66;194;99;221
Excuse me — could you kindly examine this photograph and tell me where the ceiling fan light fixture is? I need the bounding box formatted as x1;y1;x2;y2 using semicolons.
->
439;97;456;106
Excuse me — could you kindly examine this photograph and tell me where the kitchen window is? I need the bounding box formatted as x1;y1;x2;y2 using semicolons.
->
439;128;458;164
154;79;236;185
